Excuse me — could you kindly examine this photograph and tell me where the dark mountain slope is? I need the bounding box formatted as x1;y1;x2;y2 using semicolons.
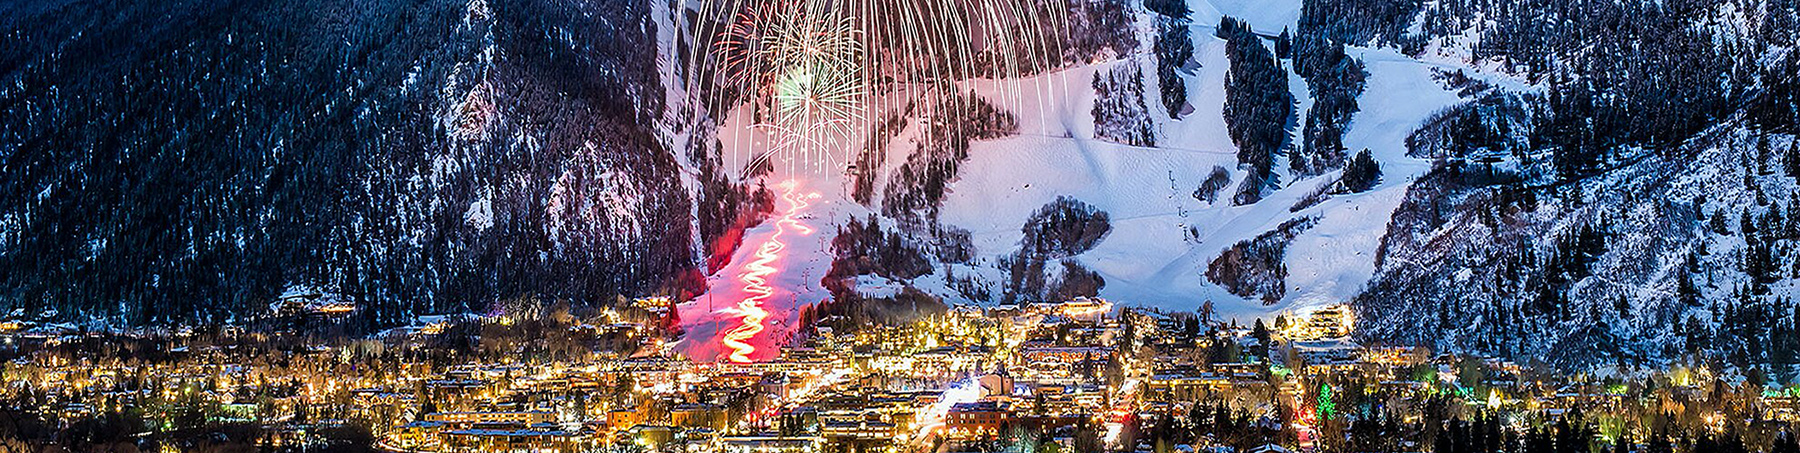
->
1344;0;1800;371
0;0;699;327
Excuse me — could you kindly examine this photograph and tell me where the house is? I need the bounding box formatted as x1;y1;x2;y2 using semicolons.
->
946;401;1013;439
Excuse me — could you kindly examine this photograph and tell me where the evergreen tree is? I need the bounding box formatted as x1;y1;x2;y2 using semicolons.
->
1151;2;1194;118
1295;39;1366;175
1341;149;1383;192
1218;16;1294;205
1251;318;1272;361
1275;28;1293;58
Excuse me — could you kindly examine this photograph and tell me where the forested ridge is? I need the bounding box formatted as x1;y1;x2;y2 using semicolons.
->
1345;0;1800;369
0;0;701;328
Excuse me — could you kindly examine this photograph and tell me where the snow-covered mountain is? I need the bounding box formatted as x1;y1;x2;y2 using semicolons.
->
1347;0;1800;372
675;0;1799;371
2;0;1796;371
747;0;1481;322
0;0;709;326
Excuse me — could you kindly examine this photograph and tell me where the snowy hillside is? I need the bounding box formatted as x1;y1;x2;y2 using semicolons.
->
862;0;1504;321
669;0;1528;328
4;0;1793;371
672;0;1800;371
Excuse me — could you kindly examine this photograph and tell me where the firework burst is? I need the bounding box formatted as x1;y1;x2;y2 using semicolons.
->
678;0;1087;362
686;0;1079;175
707;0;868;163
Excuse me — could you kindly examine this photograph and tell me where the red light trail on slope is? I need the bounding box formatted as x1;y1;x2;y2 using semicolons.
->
720;179;816;363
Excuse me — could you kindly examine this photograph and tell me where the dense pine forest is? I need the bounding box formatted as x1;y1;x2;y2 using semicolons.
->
1349;0;1800;370
0;0;703;328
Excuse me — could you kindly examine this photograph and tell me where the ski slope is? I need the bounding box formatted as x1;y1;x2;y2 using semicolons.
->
672;0;1525;339
931;4;1494;321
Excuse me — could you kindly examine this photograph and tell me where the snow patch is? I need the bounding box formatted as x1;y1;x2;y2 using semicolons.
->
465;194;494;231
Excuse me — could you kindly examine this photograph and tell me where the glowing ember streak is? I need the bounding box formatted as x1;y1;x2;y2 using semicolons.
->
720;180;816;363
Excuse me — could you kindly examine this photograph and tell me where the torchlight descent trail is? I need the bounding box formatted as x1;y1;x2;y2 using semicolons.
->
720;180;817;363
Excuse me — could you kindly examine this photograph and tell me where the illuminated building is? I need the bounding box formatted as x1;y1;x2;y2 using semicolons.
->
719;436;825;453
820;418;897;440
1297;305;1353;340
945;401;1012;439
669;403;728;430
439;424;582;452
426;410;558;427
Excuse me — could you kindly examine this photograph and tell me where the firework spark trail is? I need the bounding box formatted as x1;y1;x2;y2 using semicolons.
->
719;180;817;363
681;0;1080;360
687;0;1079;176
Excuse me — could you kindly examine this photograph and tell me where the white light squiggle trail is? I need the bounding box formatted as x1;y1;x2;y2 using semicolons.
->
720;179;817;363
